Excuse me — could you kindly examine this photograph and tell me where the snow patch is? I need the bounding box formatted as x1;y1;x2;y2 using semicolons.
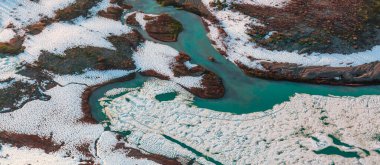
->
0;0;76;28
0;29;16;42
0;144;78;165
20;16;131;63
133;41;203;88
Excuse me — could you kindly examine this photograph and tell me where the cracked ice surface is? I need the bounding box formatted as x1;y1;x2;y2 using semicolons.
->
100;78;380;164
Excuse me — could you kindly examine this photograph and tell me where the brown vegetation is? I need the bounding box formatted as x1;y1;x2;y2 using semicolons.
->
233;0;380;54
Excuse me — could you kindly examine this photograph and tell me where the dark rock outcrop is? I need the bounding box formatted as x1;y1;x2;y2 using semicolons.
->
173;53;225;98
0;132;63;153
0;66;56;112
0;36;25;55
55;0;102;21
36;30;144;75
156;0;217;22
98;6;124;21
144;14;183;42
234;0;380;54
237;61;380;86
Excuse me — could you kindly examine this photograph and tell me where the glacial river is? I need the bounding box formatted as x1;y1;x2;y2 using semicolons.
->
90;0;380;121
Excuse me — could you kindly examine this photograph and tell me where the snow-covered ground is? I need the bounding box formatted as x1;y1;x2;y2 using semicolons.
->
125;11;158;30
233;0;289;7
0;29;16;42
101;78;380;164
0;0;76;28
201;0;380;69
96;131;159;165
0;0;181;163
133;41;203;88
1;0;380;164
0;144;78;165
0;71;123;161
20;16;131;63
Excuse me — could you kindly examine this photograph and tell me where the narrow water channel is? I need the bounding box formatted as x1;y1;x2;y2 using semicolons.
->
90;0;380;118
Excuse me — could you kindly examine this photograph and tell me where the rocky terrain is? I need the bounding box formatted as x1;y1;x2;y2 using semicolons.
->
156;0;217;22
127;13;184;42
0;0;379;164
159;0;380;85
237;61;380;86
235;0;380;54
0;0;226;163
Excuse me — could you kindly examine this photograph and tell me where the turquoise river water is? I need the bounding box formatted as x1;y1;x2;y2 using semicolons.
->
90;0;380;121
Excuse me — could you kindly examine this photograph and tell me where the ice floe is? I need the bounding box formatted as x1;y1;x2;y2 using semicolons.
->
101;78;380;164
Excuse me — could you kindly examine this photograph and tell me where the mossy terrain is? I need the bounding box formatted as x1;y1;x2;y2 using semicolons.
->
0;66;57;112
25;0;103;36
156;0;217;21
0;31;143;112
233;0;380;54
55;0;102;21
145;14;183;42
0;36;25;55
25;18;55;35
37;32;143;75
97;6;124;21
171;53;225;99
37;47;135;75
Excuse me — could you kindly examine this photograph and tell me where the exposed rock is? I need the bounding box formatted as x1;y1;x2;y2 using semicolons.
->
172;53;224;99
110;0;133;9
23;0;102;36
125;13;139;26
55;0;102;21
0;36;25;55
98;6;124;21
140;70;170;80
0;81;51;113
145;14;183;42
0;132;63;154
37;46;135;75
234;0;380;54
237;61;380;85
36;31;144;75
25;18;55;35
0;66;56;112
208;56;216;62
189;71;224;98
156;0;217;22
114;142;182;165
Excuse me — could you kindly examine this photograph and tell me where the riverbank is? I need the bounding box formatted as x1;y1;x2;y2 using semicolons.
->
157;0;380;86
